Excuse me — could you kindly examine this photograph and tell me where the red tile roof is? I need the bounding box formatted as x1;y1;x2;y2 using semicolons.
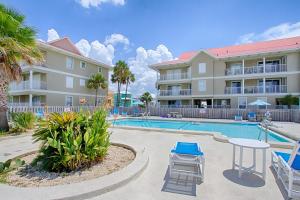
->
48;37;82;56
207;36;300;58
153;36;300;66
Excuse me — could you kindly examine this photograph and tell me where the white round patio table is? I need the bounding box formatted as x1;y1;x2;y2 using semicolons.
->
228;138;270;180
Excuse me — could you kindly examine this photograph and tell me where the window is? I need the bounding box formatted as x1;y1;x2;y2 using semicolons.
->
198;80;206;92
238;97;247;109
257;97;268;109
66;57;74;69
65;96;73;106
198;63;206;73
66;76;73;88
80;61;86;69
80;79;85;87
98;67;102;73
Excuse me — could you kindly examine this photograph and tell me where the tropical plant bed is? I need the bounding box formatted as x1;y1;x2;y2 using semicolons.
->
6;144;135;187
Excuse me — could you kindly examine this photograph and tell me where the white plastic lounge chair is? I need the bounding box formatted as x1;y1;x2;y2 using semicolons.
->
271;141;300;198
169;142;205;182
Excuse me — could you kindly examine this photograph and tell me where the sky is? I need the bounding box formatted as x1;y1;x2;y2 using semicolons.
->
1;0;300;97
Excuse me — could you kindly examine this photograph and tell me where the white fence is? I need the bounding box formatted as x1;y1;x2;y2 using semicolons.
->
8;106;97;114
8;106;300;123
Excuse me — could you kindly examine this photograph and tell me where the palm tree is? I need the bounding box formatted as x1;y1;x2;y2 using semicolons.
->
123;71;135;107
0;4;43;131
139;92;153;112
111;60;129;107
87;73;107;106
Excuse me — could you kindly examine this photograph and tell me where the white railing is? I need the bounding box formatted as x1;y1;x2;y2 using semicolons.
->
244;86;264;94
243;85;287;94
159;73;191;81
9;80;47;91
225;68;243;76
224;87;242;94
244;65;264;74
158;89;192;96
265;85;287;93
265;64;287;73
225;64;287;76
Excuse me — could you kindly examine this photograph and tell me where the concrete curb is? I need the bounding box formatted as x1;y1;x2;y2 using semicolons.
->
112;125;294;149
0;142;149;200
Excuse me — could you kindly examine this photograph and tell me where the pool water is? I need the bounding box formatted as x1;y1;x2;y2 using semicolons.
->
113;119;289;143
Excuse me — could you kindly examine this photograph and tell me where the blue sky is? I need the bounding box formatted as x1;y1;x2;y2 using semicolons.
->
1;0;300;96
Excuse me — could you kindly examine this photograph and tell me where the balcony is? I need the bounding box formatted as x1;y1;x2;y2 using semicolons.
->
158;89;192;96
225;68;243;76
159;73;191;81
10;80;47;91
225;87;242;94
244;85;287;94
225;64;287;76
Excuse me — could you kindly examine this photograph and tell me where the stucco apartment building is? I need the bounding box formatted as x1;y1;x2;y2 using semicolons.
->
9;38;112;106
150;36;300;108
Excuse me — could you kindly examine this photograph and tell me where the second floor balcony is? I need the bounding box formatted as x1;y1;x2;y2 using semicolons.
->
159;72;191;81
10;80;47;91
158;89;192;96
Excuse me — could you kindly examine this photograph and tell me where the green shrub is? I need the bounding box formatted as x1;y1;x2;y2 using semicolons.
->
32;108;110;172
0;158;25;173
11;112;35;132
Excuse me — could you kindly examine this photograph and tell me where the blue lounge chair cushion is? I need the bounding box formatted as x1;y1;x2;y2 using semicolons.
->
275;151;300;170
248;112;256;118
171;142;203;156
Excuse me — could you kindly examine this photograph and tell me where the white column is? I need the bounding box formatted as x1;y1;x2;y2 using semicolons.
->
29;70;33;89
263;57;266;73
29;94;32;107
242;79;245;94
263;78;266;93
242;59;245;74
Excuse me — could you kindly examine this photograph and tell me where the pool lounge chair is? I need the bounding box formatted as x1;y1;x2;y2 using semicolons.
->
247;112;257;122
271;141;300;198
169;142;205;182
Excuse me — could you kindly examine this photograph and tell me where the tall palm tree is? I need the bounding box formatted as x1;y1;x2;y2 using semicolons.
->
87;73;107;106
123;71;135;107
139;92;153;112
0;4;43;131
111;60;129;107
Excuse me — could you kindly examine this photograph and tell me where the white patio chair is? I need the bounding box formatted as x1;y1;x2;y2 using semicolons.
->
271;141;300;198
169;142;205;182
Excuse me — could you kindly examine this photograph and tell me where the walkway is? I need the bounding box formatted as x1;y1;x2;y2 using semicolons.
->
0;128;288;200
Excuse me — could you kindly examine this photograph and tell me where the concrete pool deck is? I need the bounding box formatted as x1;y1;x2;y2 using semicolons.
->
0;128;291;200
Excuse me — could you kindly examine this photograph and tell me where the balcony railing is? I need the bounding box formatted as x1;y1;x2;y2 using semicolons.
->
265;64;287;73
158;89;192;96
225;64;287;76
265;85;287;93
244;85;287;94
10;80;47;91
225;87;242;94
225;68;243;76
244;86;264;94
159;73;191;81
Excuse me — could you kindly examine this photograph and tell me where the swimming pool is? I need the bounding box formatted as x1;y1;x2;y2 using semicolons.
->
113;119;290;143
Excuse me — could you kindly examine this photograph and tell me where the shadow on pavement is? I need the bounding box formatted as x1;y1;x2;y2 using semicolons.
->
161;167;200;196
223;169;265;187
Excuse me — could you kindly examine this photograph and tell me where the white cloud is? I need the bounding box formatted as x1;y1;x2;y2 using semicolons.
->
77;0;125;8
124;44;173;97
236;22;300;44
47;28;60;42
76;39;114;65
104;33;130;49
